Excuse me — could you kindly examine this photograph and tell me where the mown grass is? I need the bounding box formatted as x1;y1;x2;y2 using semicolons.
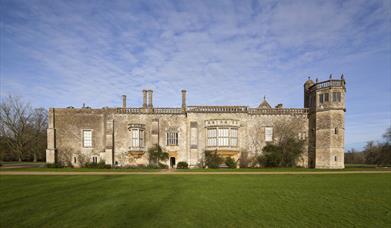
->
1;174;390;227
1;166;391;172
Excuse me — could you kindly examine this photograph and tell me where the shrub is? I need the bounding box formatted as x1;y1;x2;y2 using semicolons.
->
148;145;169;165
258;138;304;167
158;162;169;169
205;150;223;168
225;157;237;168
46;163;64;168
176;161;189;169
83;160;111;169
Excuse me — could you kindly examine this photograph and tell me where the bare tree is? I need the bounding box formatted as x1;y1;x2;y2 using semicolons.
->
0;95;47;161
30;108;48;161
0;95;34;161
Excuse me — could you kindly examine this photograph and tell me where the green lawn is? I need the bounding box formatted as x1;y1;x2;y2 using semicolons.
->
1;166;391;172
1;174;390;227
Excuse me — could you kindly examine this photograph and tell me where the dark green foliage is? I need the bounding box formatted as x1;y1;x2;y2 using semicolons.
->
205;150;224;168
145;163;168;169
147;144;169;165
158;163;169;169
176;161;189;169
46;163;64;168
259;138;304;167
225;157;237;168
83;160;111;169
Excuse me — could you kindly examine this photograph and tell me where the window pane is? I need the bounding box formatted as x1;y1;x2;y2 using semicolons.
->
325;93;329;102
83;130;92;147
265;127;273;142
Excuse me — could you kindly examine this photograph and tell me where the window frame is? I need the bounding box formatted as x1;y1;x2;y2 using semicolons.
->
82;129;93;148
207;127;238;147
265;127;273;142
319;94;324;104
130;128;144;149
324;93;329;102
166;131;179;146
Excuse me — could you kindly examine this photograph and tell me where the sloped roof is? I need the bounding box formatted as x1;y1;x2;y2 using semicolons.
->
258;97;272;109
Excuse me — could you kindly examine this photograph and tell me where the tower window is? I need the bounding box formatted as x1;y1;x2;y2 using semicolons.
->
333;92;341;102
319;94;324;103
334;156;337;162
335;128;338;134
324;93;329;102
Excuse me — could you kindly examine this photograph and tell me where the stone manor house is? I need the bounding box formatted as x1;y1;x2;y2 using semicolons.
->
46;76;346;169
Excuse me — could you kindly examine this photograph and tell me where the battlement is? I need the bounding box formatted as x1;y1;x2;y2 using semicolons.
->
115;106;308;115
309;79;345;92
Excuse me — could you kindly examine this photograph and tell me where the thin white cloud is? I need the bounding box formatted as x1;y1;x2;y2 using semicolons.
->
1;0;390;147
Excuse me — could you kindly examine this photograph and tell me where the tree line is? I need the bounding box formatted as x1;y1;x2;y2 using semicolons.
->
0;95;47;162
345;127;391;166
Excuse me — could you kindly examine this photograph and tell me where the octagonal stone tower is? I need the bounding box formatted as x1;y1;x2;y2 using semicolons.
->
305;75;346;169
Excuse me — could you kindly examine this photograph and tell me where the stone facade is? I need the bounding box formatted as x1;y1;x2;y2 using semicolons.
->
46;76;346;169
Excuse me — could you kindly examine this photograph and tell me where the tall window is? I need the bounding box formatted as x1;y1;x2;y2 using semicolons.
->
230;128;238;146
265;127;273;142
131;128;144;148
333;92;341;102
319;94;324;103
83;130;92;147
207;128;217;146
207;128;238;147
324;93;329;102
167;132;178;146
218;128;229;146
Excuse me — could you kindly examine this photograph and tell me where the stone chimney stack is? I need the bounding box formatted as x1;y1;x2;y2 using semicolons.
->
122;95;127;109
148;90;153;111
142;90;147;110
181;90;187;113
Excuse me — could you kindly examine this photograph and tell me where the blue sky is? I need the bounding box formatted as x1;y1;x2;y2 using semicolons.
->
1;0;390;150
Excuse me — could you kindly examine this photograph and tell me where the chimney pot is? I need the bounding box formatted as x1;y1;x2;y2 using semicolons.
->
148;90;153;111
142;90;147;110
181;90;187;113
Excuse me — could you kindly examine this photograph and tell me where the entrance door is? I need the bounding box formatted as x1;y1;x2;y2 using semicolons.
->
170;157;176;168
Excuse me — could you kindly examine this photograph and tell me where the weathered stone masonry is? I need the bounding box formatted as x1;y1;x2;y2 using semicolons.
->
46;76;346;169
